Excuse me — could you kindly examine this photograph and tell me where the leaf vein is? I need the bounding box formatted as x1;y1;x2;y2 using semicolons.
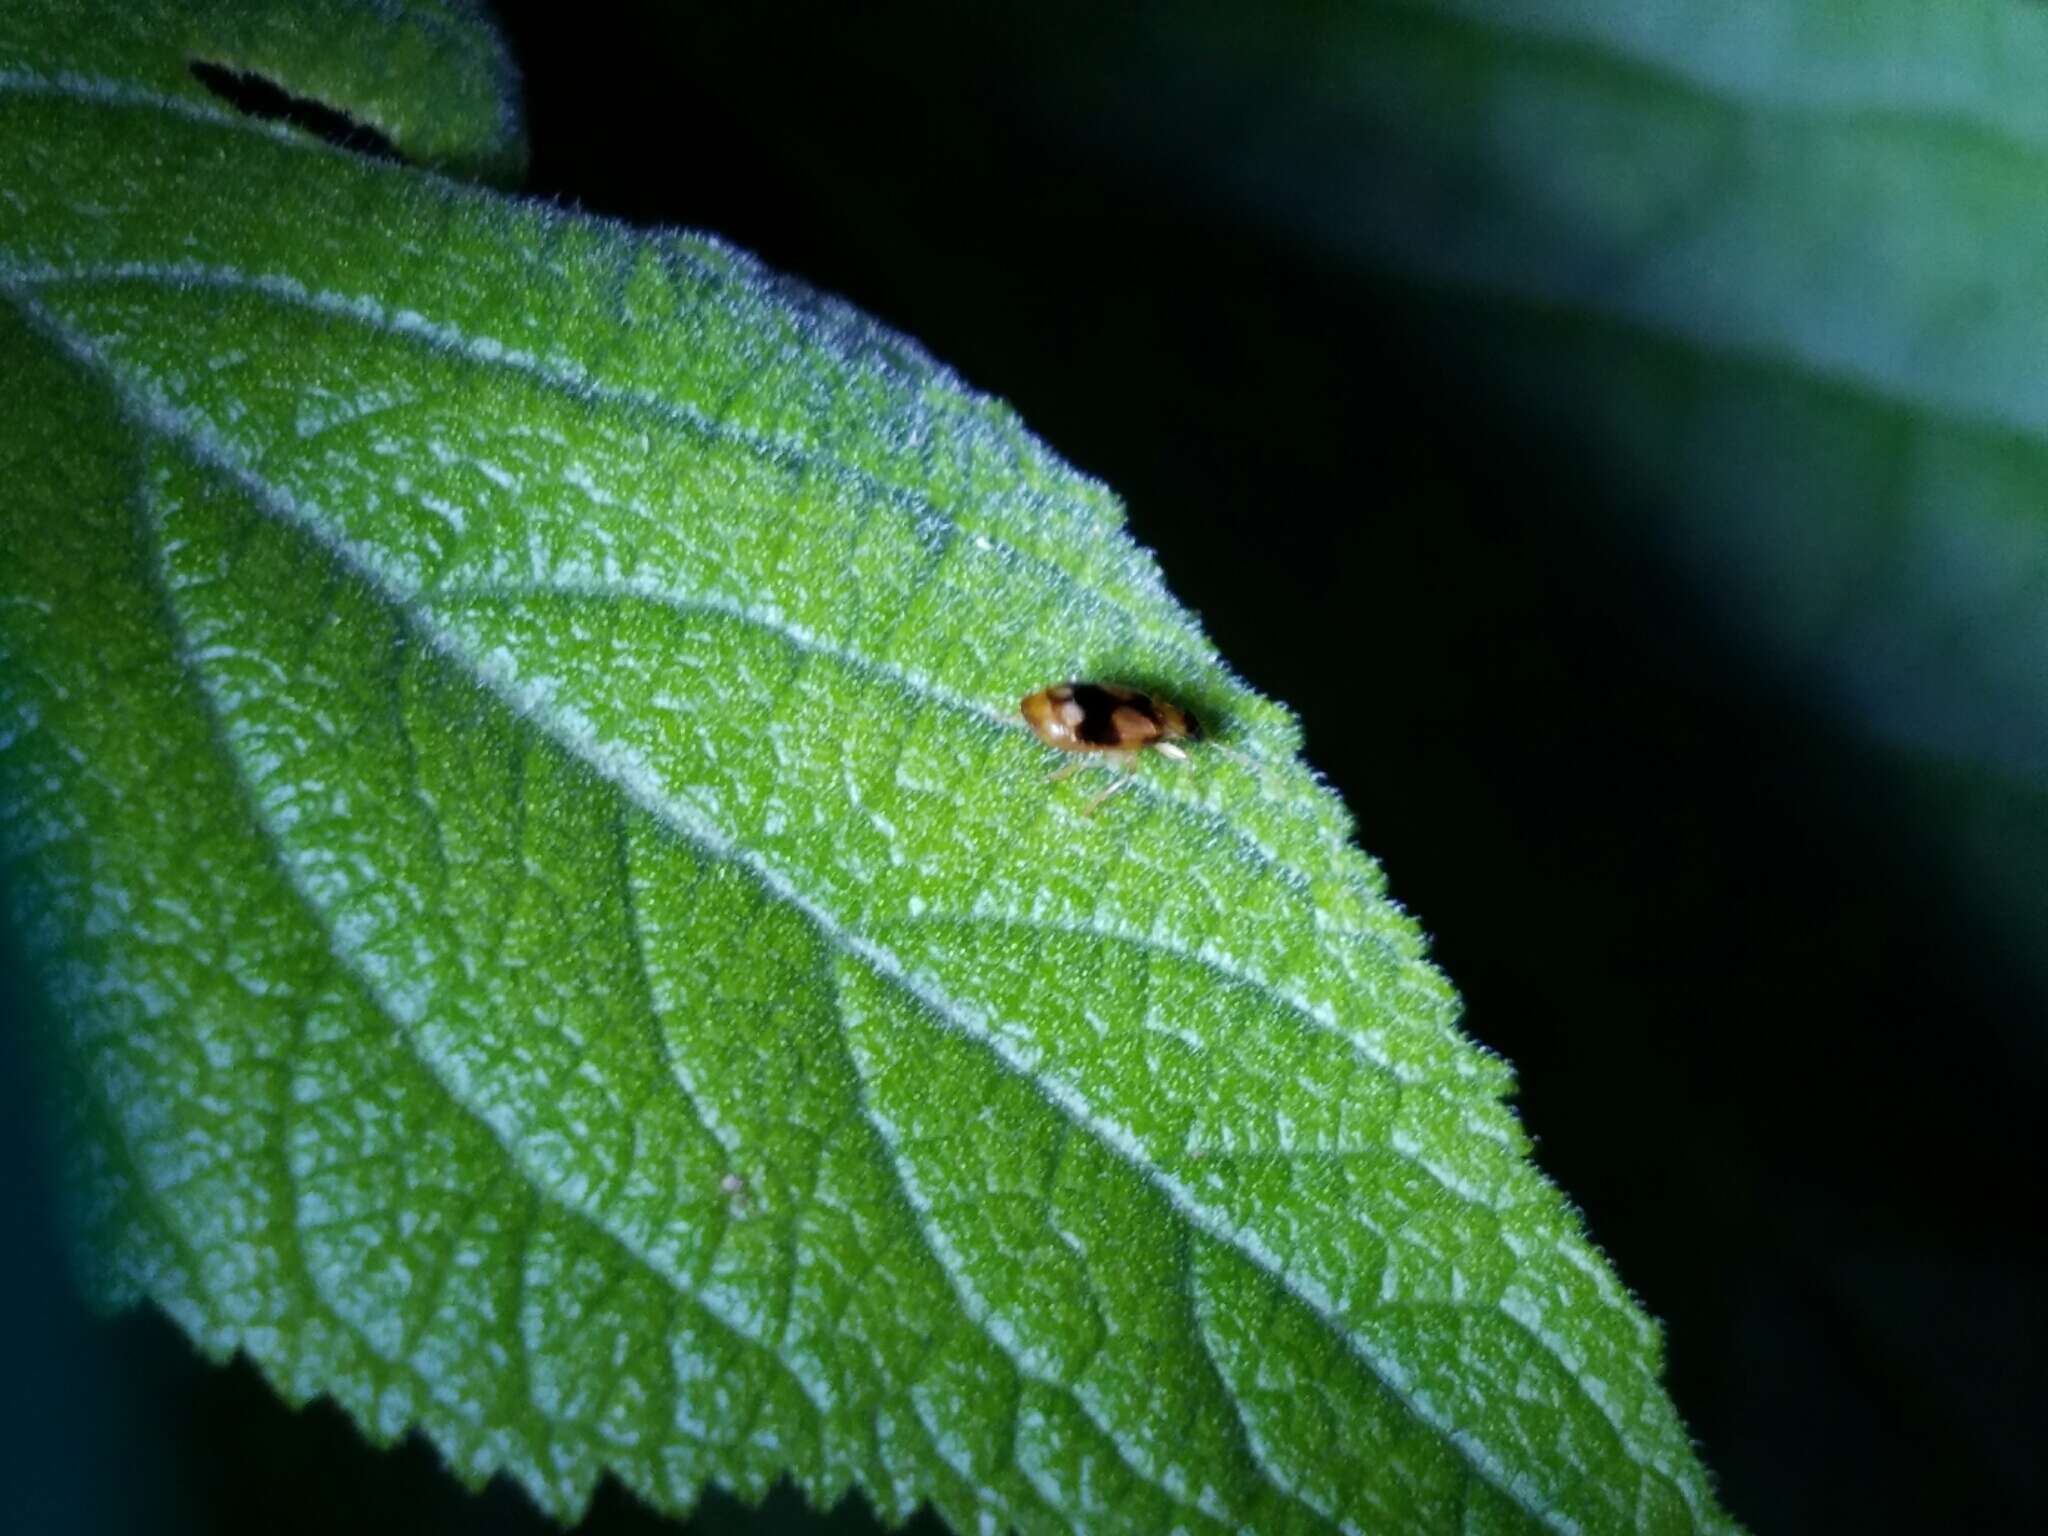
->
0;257;1232;709
423;575;1340;916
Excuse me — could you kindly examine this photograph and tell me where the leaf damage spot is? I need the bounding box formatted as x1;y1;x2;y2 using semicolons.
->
187;60;405;165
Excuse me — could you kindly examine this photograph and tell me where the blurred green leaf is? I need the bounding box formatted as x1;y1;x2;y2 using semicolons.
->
0;2;1739;1532
929;0;2048;1012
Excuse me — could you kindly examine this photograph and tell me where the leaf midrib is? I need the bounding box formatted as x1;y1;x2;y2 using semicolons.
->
0;254;1418;946
0;244;1230;727
0;60;1202;652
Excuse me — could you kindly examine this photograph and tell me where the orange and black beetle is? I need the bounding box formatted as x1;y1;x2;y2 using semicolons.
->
1020;682;1201;760
1020;682;1203;810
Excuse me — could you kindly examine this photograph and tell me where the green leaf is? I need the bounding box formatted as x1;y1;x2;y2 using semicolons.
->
0;3;1737;1533
13;0;526;184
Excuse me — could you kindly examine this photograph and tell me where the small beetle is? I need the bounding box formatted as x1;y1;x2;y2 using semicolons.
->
1020;681;1202;812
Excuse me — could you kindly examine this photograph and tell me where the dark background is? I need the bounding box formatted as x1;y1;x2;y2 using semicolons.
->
7;4;2042;1533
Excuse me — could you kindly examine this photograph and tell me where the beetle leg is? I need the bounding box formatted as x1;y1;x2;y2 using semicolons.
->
1077;753;1139;816
1081;775;1134;817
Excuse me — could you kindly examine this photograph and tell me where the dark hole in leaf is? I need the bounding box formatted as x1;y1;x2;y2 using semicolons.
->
188;60;406;164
